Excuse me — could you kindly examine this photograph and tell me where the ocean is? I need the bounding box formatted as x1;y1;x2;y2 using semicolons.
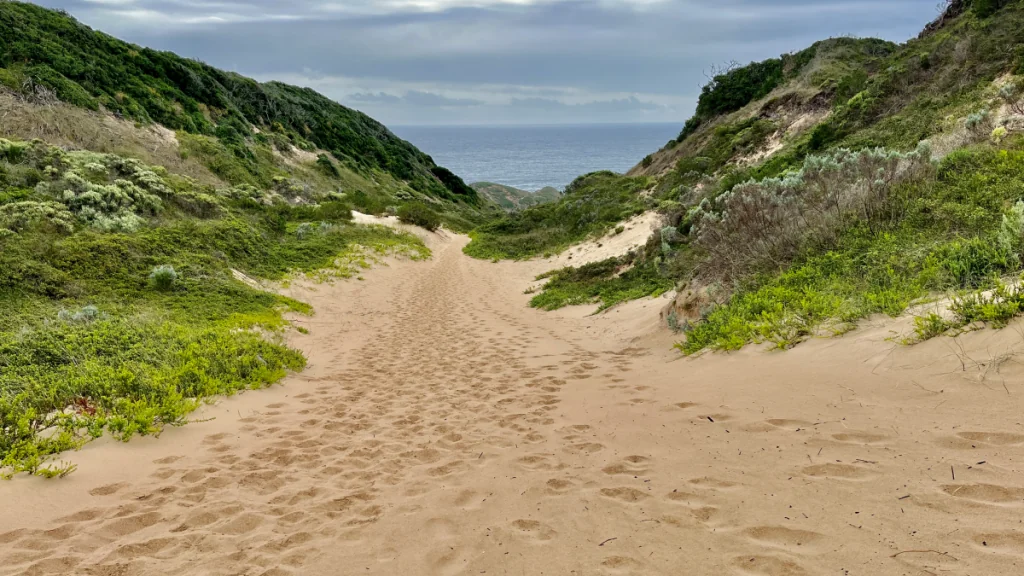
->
392;123;681;192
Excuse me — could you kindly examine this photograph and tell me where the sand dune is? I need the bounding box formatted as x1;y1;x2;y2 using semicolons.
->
2;232;1024;576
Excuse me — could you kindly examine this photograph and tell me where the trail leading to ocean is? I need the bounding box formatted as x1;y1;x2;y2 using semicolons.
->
2;232;1024;576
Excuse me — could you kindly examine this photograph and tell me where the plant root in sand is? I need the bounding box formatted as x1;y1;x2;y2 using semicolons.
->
2;232;1023;576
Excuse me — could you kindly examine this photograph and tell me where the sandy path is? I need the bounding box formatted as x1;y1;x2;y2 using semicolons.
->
2;233;1024;576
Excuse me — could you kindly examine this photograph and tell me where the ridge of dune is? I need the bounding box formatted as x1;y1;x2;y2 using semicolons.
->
1;233;1023;576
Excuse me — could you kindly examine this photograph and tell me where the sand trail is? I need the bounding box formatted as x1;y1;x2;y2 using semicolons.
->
2;233;1024;575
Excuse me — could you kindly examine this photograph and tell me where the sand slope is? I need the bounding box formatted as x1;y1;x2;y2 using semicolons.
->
2;233;1024;576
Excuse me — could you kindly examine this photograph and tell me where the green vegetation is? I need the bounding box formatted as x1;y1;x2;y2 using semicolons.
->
397;203;442;232
0;1;485;211
467;2;1024;353
471;182;562;211
465;172;652;260
973;0;1013;18
530;257;673;312
678;58;786;142
679;141;1024;353
0;138;429;477
676;38;896;142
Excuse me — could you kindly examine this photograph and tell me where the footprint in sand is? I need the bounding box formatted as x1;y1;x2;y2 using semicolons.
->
831;432;891;445
601;555;644;573
239;470;288;494
697;413;734;423
602;455;651;476
510;519;557;542
568;442;605;454
99;512;164;538
202;432;231;444
546;478;576;495
742;526;823;552
181;467;219;483
516;454;563;471
665;490;705;504
0;529;25;545
665;490;719;523
765;419;813;430
689;477;740;491
956;431;1024;446
89;482;129;497
801;463;875;480
941;483;1024;505
599;487;651;503
733;554;810;576
171;510;221;532
522;432;546;444
107;537;177;560
973;531;1024;554
55;509;105;523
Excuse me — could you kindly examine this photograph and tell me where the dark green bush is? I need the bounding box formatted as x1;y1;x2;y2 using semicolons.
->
430;166;479;202
973;0;1011;17
397;203;442;231
316;153;340;177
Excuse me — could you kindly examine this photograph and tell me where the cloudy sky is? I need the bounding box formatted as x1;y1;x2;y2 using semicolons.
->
30;0;942;125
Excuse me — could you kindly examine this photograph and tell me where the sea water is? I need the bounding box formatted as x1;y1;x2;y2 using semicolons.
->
393;123;680;192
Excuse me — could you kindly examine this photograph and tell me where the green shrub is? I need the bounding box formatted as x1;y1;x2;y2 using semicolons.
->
0;67;23;91
913;312;954;340
530;257;673;312
397;203;442;231
57;305;101;323
688;144;933;281
316;153;340;177
973;0;1011;18
430;166;479;203
950;279;1024;327
149;265;178;291
998;83;1024;115
676;140;1024;354
965;110;992;139
0;201;75;234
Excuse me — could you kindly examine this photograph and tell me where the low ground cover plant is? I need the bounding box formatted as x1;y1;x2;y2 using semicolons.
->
0;138;429;477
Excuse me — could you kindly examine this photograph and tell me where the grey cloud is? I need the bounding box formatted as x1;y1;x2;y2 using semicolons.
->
403;91;484;107
508;96;663;113
347;92;404;104
340;92;677;125
27;0;943;125
347;90;483;107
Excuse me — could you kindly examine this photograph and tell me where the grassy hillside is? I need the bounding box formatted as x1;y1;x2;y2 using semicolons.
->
471;182;562;211
466;0;1024;350
0;1;492;223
